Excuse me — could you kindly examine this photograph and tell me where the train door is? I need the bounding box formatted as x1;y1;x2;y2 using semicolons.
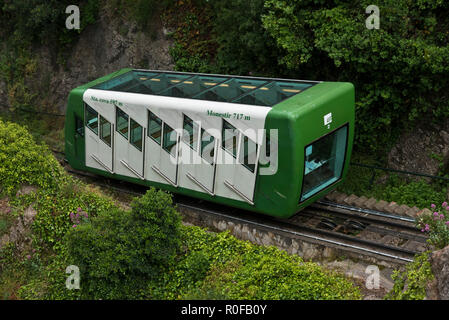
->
181;114;217;195
220;119;259;204
148;110;180;186
233;133;260;203
115;106;145;179
84;103;114;173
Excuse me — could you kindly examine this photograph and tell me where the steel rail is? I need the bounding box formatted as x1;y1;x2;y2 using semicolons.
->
316;200;416;223
299;209;426;241
310;203;420;233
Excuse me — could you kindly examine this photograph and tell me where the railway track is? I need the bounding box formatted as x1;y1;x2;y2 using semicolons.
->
53;151;429;265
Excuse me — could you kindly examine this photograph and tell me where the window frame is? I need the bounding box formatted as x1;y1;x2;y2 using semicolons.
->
130;118;143;151
99;115;112;147
221;119;239;158
116;106;129;140
162;122;178;157
85;103;99;135
239;134;258;173
200;128;215;165
148;110;162;145
298;123;349;204
182;114;199;151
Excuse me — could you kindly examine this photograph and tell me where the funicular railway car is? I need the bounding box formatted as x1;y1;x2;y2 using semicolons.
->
64;69;354;218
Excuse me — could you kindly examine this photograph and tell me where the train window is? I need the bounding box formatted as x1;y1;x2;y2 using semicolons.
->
75;116;84;136
85;104;98;135
182;115;198;151
130;119;143;151
200;128;215;165
300;125;348;202
239;135;258;173
148;111;162;145
116;107;129;140
222;120;238;158
163;123;177;157
99;116;112;147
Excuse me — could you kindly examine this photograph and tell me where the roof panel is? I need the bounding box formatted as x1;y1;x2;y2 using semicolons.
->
92;70;317;107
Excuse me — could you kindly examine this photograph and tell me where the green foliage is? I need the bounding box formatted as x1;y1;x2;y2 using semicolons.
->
129;188;182;266
166;0;449;153
385;252;434;300
163;0;218;73
179;230;361;300
31;180;116;252
417;202;449;249
377;179;448;210
17;247;81;300
63;188;182;299
169;43;215;73
150;226;361;300
0;0;99;47
209;0;281;76
262;0;449;153
338;156;448;210
0;119;64;196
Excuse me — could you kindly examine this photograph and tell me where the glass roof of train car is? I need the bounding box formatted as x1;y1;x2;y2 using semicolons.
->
92;70;317;107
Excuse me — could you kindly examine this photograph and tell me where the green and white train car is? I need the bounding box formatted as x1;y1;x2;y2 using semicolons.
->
64;69;354;218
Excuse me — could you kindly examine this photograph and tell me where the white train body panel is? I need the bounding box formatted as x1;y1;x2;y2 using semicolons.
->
83;89;270;203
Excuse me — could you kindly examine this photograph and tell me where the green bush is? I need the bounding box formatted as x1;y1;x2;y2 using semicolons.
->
0;119;64;196
378;179;448;209
153;226;361;300
262;0;449;153
64;188;182;299
0;119;115;251
339;162;448;210
17;248;81;300
210;0;281;76
31;180;116;252
182;238;361;300
385;252;434;300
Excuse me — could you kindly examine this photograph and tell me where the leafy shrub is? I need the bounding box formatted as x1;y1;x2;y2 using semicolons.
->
417;202;449;249
338;164;448;210
153;226;361;300
210;0;281;76
162;0;218;73
262;0;449;153
377;179;448;209
31;181;116;252
0;119;64;196
385;252;434;300
64;188;182;299
183;244;361;300
17;248;81;300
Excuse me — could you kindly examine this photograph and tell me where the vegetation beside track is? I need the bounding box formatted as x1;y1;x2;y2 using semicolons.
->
337;156;448;210
0;119;361;300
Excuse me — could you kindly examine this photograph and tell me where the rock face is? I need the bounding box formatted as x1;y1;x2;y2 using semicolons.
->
0;186;38;250
427;245;449;300
23;6;174;113
388;122;449;179
0;205;37;251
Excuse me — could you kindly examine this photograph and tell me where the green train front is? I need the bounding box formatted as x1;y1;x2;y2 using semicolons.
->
64;69;354;219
